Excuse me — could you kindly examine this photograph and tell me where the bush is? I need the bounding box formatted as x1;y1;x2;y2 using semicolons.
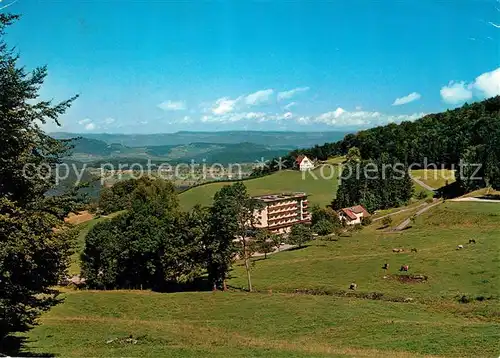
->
312;219;336;236
311;205;341;227
361;216;372;226
381;216;393;228
458;295;471;304
416;190;428;200
288;224;313;247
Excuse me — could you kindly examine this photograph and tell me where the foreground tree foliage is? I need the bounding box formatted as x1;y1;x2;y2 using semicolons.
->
205;182;262;291
82;178;207;290
84;180;269;292
0;14;80;340
97;179;139;214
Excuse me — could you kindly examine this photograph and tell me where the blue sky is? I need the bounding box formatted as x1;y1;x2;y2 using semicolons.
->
4;0;500;133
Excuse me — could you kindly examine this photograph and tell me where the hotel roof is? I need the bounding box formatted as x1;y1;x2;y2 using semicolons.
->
253;192;308;202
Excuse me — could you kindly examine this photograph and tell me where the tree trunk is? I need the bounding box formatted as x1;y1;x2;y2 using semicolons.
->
244;256;252;292
242;239;253;292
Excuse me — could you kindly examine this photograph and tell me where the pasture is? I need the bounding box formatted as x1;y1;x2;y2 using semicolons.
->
16;201;500;357
410;169;456;190
178;165;340;211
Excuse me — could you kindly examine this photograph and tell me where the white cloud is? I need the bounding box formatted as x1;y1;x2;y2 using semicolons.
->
440;81;473;104
78;118;98;130
440;68;500;104
211;97;242;115
104;117;115;125
78;118;91;125
314;108;425;127
296;116;311;124
283;102;297;110
209;89;273;115
157;100;187;111
392;92;421;106
277;87;310;101
473;68;500;97
201;111;267;123
244;89;274;106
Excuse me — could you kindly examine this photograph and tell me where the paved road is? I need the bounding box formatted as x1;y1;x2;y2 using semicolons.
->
449;197;500;203
372;204;427;222
411;176;436;192
393;201;442;231
253;244;295;257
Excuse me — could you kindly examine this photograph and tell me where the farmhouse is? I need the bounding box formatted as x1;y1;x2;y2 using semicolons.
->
295;155;314;171
253;192;311;234
338;205;370;225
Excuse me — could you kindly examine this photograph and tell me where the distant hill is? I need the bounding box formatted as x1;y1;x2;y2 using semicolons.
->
51;130;348;148
63;137;290;164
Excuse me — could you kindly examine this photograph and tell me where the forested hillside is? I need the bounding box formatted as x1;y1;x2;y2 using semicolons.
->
258;97;500;191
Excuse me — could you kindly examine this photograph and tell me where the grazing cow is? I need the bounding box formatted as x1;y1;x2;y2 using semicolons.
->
457;244;464;250
392;248;403;253
349;282;357;290
400;265;409;272
469;239;476;244
411;248;417;253
383;263;389;270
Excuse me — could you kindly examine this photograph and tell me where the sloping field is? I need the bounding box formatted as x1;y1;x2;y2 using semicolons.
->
21;289;499;357
179;165;340;211
17;202;500;357
410;169;456;190
229;202;500;301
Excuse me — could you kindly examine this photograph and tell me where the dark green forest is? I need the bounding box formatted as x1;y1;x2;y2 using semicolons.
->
254;97;500;192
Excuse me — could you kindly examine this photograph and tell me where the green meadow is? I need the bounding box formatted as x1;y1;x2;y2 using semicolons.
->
178;165;340;211
18;201;500;357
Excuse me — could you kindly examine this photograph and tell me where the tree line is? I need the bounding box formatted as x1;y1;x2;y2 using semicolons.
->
332;149;414;213
252;97;500;192
82;178;324;292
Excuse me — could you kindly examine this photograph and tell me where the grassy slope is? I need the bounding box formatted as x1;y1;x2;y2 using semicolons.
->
229;202;500;302
22;202;500;357
178;165;340;211
25;290;498;358
411;169;456;190
69;211;125;275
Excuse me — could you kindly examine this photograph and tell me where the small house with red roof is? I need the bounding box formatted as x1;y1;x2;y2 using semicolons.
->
295;155;314;171
338;205;370;225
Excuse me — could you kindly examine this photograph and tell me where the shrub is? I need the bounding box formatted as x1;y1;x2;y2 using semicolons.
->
381;216;393;228
312;219;336;236
361;216;372;226
288;224;313;247
416;190;428;200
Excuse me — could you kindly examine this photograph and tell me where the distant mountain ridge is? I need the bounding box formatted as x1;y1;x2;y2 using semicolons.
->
62;137;292;164
51;130;348;148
